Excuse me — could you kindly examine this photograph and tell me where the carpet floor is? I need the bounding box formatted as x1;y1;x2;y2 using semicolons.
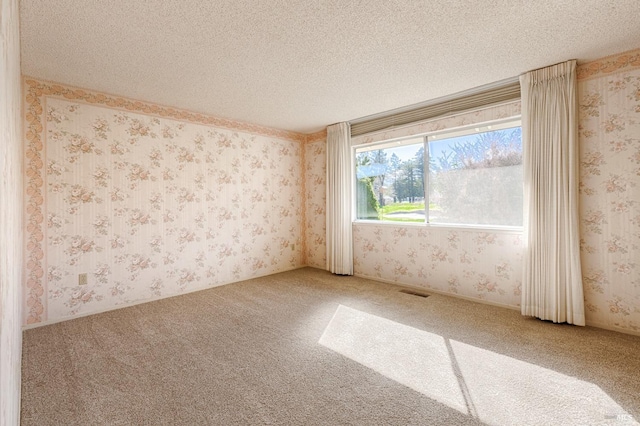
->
21;267;640;425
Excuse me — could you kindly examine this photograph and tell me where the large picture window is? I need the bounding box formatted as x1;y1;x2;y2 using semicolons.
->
354;119;522;227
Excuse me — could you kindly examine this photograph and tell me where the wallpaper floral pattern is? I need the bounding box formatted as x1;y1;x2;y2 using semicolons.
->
304;136;327;269
26;85;304;324
353;224;523;306
578;65;640;332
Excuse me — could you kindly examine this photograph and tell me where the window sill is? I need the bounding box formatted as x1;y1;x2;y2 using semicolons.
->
352;220;523;233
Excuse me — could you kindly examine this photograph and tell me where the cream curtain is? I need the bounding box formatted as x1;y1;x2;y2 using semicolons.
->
326;122;353;275
520;60;585;325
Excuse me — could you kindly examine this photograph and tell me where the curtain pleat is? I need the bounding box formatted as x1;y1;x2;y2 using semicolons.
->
326;122;353;275
520;60;585;325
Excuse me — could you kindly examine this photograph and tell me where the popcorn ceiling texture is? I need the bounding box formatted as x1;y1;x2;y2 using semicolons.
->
19;0;640;133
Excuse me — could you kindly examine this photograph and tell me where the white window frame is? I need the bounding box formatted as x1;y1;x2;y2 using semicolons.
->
353;116;523;231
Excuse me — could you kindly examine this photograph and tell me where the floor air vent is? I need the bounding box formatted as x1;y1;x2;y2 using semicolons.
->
399;289;430;298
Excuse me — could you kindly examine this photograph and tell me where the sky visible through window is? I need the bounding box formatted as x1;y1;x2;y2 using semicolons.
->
355;124;523;226
388;134;491;163
390;144;422;161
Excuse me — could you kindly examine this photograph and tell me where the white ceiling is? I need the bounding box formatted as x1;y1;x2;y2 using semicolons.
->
20;1;640;134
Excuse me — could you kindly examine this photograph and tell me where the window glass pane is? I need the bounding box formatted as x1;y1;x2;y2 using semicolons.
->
355;138;425;222
428;126;523;226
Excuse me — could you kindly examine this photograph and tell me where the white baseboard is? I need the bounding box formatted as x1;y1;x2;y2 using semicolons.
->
353;272;520;311
22;265;307;330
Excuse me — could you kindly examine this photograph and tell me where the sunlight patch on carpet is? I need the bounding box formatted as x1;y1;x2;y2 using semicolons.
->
318;305;637;425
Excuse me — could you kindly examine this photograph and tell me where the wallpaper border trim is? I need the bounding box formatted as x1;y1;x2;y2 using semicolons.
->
577;48;640;81
306;129;327;143
24;80;46;324
22;77;308;143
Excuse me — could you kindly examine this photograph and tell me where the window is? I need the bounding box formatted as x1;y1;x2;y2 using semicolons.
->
354;119;522;227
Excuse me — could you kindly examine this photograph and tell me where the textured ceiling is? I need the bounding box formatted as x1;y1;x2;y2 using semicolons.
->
20;1;640;133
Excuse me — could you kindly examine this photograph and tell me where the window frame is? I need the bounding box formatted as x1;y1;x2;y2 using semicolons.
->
352;116;523;231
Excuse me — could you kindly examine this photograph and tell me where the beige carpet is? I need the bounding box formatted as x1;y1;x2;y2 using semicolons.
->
21;268;640;425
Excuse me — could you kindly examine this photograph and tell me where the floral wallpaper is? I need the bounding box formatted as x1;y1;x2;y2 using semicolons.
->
304;134;327;269
578;60;640;332
353;224;523;306
24;80;305;324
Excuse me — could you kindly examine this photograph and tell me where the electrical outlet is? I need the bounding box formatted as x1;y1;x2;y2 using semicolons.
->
78;273;88;285
291;244;295;251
